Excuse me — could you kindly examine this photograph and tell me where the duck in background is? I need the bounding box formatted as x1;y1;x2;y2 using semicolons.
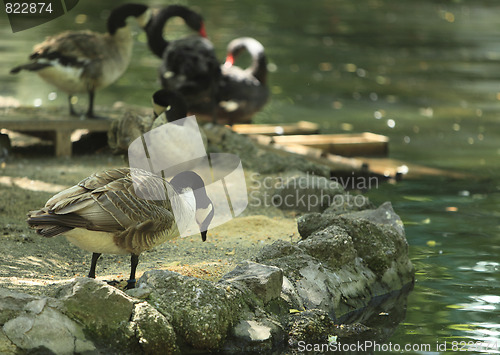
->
27;167;213;289
145;5;221;121
216;37;269;125
10;3;151;119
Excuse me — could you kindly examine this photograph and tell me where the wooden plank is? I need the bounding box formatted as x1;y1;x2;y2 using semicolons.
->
249;134;470;180
231;121;319;136
54;129;73;158
0;119;111;132
270;132;389;157
248;134;371;175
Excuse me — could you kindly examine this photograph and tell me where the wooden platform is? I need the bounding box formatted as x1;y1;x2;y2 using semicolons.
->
0;106;116;157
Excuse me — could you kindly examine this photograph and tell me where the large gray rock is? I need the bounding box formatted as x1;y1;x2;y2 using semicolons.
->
255;202;414;319
273;174;344;213
0;278;180;355
136;270;245;351
219;261;283;304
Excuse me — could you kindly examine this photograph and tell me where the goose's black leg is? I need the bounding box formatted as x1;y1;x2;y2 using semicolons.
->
86;90;96;118
86;90;105;119
88;252;101;278
126;254;140;289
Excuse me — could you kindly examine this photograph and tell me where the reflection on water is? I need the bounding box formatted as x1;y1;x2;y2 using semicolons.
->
2;0;500;352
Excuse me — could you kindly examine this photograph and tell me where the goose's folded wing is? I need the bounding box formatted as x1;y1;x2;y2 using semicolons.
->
47;168;175;234
31;31;106;64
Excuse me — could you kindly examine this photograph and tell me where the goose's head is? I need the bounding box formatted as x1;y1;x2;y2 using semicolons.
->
170;171;214;242
152;89;188;121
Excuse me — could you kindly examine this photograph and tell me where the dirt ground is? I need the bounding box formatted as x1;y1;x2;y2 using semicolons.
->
0;132;299;296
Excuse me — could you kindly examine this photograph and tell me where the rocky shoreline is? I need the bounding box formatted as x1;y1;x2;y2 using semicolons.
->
0;125;414;354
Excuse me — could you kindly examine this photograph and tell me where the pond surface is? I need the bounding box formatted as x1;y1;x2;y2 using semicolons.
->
2;0;500;353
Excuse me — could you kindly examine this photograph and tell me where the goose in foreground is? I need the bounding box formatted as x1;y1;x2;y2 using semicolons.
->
10;3;152;118
217;37;269;124
27;168;214;289
145;5;221;120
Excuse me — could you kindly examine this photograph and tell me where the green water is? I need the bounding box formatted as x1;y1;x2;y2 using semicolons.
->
2;0;500;353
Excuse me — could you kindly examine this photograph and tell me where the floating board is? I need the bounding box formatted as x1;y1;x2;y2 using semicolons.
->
231;121;319;136
269;132;389;157
249;134;469;181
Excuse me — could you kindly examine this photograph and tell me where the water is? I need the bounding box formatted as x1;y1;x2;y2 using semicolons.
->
2;0;500;353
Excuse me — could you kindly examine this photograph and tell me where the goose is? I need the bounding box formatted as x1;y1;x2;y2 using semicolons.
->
145;5;221;121
217;37;269;124
107;89;188;154
27;168;214;289
10;3;152;119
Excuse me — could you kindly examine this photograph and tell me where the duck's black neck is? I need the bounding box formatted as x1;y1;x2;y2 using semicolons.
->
107;3;149;35
146;5;205;58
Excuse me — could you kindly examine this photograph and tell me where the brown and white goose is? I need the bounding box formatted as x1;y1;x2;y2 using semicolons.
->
27;168;214;289
217;37;269;124
10;3;152;118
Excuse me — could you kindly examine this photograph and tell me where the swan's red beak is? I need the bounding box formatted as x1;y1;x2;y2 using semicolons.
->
199;23;207;38
224;54;234;68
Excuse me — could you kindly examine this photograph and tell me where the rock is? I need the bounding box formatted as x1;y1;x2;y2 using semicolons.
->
234;320;272;342
287;309;336;347
299;225;357;269
255;202;414;319
342;201;405;237
297;194;375;239
273;174;344;213
136;270;244;351
108;110;154;154
322;193;374;215
0;288;95;355
57;277;179;354
219;261;283;304
58;277;137;349
129;302;179;355
281;276;304;311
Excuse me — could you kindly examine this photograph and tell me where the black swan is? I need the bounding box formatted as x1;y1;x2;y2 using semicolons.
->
216;37;269;124
145;5;221;120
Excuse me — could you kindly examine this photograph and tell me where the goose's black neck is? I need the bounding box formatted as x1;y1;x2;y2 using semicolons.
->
107;3;149;35
170;171;209;205
146;5;206;58
152;89;188;121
